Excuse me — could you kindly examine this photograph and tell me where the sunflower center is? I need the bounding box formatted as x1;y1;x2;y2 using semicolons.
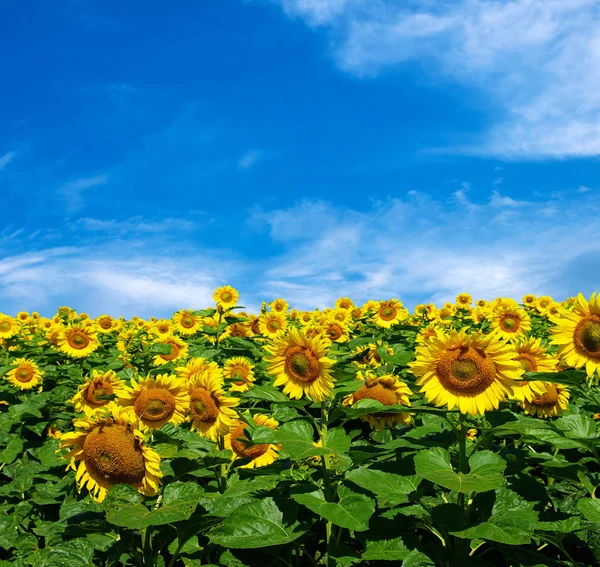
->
231;367;248;385
230;423;269;460
133;388;176;422
251;318;261;334
189;387;220;423
83;424;146;485
353;382;398;415
15;367;34;383
284;346;320;383
99;318;112;330
327;324;343;341
530;383;559;407
540;300;549;308
379;306;397;321
221;292;233;302
0;321;11;332
574;317;600;359
500;317;519;332
436;346;496;393
85;380;114;406
515;353;538;373
266;319;282;332
181;316;195;329
160;342;180;361
69;332;90;349
157;325;169;333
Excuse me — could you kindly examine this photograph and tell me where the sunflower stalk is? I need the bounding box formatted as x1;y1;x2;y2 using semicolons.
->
320;402;335;567
453;413;469;565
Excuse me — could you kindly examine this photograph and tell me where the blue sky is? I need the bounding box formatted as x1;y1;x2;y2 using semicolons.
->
1;0;599;317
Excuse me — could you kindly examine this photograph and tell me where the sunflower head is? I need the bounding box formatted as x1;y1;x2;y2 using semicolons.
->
258;312;288;338
522;382;570;418
373;299;406;328
0;315;17;339
456;293;472;307
224;357;256;393
335;297;354;310
269;298;288;313
213;285;239;310
5;358;43;390
58;324;100;358
491;306;531;341
96;315;119;334
71;369;127;415
173;310;202;335
224;414;280;468
152;335;188;366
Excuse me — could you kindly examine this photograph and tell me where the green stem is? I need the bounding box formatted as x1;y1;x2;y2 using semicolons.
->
142;527;154;567
453;414;469;566
320;402;334;567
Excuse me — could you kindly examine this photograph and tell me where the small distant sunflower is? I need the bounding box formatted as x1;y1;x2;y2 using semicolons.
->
343;373;412;430
58;324;100;358
151;319;173;338
352;341;392;369
213;285;239;310
176;357;222;383
269;298;288;313
96;315;119;334
298;312;314;326
522;382;570;418
186;371;238;439
550;293;600;379
373;299;405;328
335;297;354;310
258;312;288;338
152;335;188;366
536;295;554;314
60;404;162;502
490;306;531;341
522;294;536;308
224;414;280;468
223;357;256;393
0;315;17;339
17;311;30;323
71;370;127;415
362;300;379;313
5;358;43;390
409;329;523;415
121;374;189;432
331;309;353;326
456;293;472;307
476;299;488;309
265;327;335;402
324;321;349;343
173;310;203;335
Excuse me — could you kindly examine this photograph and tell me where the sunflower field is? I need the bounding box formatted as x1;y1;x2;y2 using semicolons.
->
1;289;600;567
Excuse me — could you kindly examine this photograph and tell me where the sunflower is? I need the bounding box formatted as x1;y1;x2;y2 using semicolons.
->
373;299;405;328
186;371;238;439
17;311;29;323
522;294;536;308
265;327;335;402
335;297;354;310
213;285;239;310
269;298;288;313
362;300;379;313
203;313;232;342
343;372;412;430
58;324;100;358
490;306;531;341
228;322;249;338
416;324;439;346
550;293;600;379
223;357;256;393
258;312;288;338
5;358;43;390
352;341;392;369
0;315;17;339
120;374;189;432
409;329;523;415
71;370;128;415
173;309;203;335
150;319;173;338
522;382;570;418
510;338;557;402
176;357;223;383
331;308;353;326
60;404;161;502
324;320;349;343
96;315;119;334
456;293;472;307
224;414;280;468
476;299;488;309
152;335;188;366
536;295;554;314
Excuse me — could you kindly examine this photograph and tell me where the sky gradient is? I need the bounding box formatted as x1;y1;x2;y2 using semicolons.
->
1;0;599;317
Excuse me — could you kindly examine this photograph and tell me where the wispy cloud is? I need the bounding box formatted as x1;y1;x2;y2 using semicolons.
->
270;0;600;160
57;175;109;214
0;151;16;170
238;150;262;169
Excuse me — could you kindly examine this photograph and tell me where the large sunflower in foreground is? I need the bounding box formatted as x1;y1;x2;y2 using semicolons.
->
510;337;557;403
490;306;531;341
0;315;18;339
60;404;161;502
265;327;335;402
409;329;523;415
522;382;570;418
372;299;405;328
550;293;600;379
224;414;280;468
58;324;100;358
152;335;188;366
71;370;128;416
223;356;256;393
121;374;189;432
187;371;238;439
5;358;43;390
343;372;412;430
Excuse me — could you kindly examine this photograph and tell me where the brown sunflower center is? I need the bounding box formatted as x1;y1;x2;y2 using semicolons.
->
189;387;220;423
83;424;146;485
436;346;496;393
284;346;320;383
85;380;114;406
266;319;282;333
220;292;233;303
181;316;195;329
230;324;246;337
327;324;343;341
574;316;600;360
500;316;519;332
515;353;538;373
379;306;397;321
230;423;269;460
69;331;90;349
250;318;261;335
540;300;550;308
157;324;169;334
160;342;181;361
0;321;11;332
133;388;176;422
530;383;559;407
15;366;34;383
231;367;248;385
99;318;113;330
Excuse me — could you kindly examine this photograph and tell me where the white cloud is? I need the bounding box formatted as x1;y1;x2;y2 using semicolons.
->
57;175;109;214
0;151;16;170
269;0;600;159
238;150;261;169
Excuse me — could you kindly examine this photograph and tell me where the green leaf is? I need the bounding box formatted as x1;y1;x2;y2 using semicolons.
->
209;497;305;549
555;414;597;439
0;436;23;465
292;486;374;531
192;308;216;317
362;536;410;561
345;467;420;506
30;538;94;567
414;448;505;493
577;498;600;524
151;343;173;355
239;385;290;403
270;420;331;460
